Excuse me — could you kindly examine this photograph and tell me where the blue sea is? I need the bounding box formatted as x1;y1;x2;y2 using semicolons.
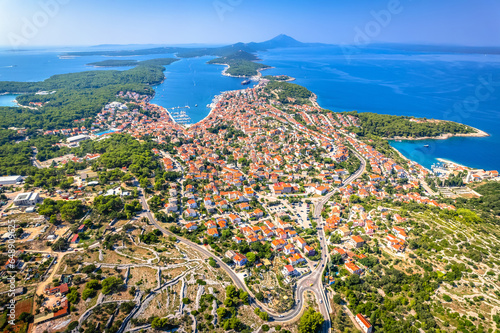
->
256;46;500;171
149;56;256;123
0;46;499;170
0;94;19;107
0;48;254;123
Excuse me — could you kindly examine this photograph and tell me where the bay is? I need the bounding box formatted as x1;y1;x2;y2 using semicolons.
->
0;94;20;107
150;56;256;123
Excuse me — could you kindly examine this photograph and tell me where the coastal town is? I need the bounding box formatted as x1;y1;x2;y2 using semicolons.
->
0;76;499;333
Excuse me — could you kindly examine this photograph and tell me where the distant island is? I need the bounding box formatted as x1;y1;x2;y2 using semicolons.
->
67;34;314;78
87;58;179;68
66;34;315;58
87;60;138;67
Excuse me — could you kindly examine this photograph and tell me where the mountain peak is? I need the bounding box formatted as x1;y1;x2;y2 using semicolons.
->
271;34;296;41
257;34;304;49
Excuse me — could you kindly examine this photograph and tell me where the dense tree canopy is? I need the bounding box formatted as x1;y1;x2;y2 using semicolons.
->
77;134;161;178
265;81;312;103
38;199;85;222
346;112;474;138
298;308;324;333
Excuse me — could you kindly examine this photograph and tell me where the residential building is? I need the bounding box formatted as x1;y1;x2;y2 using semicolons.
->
14;192;42;206
350;235;365;248
355;313;373;333
185;222;198;231
288;253;305;266
345;262;362;275
282;264;297;276
45;283;69;295
233;253;247;266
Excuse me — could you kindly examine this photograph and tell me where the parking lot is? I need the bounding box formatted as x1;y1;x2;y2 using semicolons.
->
266;204;289;214
290;201;312;229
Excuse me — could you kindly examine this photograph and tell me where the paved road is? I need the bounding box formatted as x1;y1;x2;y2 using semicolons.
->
419;179;438;196
31;147;43;168
307;148;366;333
137;190;306;322
136;148;366;328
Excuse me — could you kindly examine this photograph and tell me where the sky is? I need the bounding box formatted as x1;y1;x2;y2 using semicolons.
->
0;0;499;48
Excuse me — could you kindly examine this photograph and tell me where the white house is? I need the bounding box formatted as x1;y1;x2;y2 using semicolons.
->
14;192;41;206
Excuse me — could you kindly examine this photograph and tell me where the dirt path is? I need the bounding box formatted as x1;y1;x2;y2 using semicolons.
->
35;251;74;295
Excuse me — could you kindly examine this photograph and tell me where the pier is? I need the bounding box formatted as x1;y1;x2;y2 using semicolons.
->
169;107;192;125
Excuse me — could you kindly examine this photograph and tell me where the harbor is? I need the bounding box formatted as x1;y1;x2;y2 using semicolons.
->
168;107;192;125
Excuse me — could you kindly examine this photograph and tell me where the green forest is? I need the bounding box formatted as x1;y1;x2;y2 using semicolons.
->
263;75;293;81
265;81;312;103
0;129;74;176
76;134;162;180
345;112;475;138
208;51;270;77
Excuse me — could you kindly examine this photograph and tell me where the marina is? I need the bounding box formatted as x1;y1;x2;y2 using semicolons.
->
169;108;192;124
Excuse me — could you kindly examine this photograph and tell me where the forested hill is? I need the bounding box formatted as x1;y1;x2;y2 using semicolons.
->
65;34;314;58
346;112;475;138
0;63;169;94
66;35;313;77
264;81;313;104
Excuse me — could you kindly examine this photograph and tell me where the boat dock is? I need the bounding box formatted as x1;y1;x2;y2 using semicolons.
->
169;107;192;125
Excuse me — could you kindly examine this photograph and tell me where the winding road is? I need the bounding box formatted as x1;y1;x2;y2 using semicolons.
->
135;148;365;331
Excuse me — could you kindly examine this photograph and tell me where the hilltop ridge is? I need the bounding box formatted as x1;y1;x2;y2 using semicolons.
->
64;34;310;58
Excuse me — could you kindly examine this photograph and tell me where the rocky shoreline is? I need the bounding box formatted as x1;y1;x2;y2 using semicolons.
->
309;93;319;108
387;126;489;141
